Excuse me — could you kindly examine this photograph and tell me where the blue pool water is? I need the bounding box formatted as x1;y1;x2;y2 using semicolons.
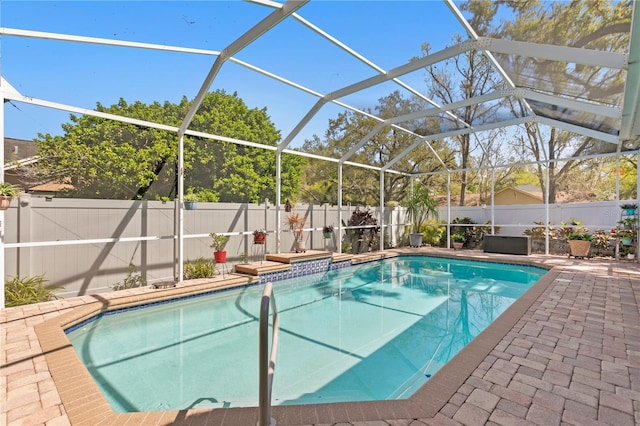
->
67;256;545;412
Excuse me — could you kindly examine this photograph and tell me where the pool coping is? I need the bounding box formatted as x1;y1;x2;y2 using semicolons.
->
32;249;558;425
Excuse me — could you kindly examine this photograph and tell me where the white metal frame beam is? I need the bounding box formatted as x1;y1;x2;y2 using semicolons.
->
620;0;640;142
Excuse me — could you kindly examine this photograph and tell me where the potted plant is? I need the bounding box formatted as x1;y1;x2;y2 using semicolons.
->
285;212;306;252
404;185;438;247
616;229;634;245
618;217;636;230
567;232;592;258
322;224;334;238
183;192;199;210
0;182;19;211
625;247;635;260
253;228;267;244
621;203;638;216
451;233;465;250
209;232;230;263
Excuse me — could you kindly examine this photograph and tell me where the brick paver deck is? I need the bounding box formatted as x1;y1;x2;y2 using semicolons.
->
1;249;639;425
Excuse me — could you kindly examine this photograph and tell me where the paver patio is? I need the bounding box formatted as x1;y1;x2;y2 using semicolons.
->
1;248;639;425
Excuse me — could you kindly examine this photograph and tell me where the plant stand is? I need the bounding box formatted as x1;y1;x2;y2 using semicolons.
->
616;206;638;260
213;251;229;277
253;237;266;264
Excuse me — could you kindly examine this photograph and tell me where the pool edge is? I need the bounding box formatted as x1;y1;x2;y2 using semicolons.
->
33;250;559;425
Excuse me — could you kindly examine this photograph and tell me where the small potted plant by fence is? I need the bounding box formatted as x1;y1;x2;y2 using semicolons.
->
286;212;306;252
209;232;230;263
183;192;199;210
625;246;636;260
621;203;638;216
451;233;465;250
253;228;267;244
405;185;438;248
567;232;592;258
618;217;636;230
0;182;19;211
323;224;334;238
616;229;634;245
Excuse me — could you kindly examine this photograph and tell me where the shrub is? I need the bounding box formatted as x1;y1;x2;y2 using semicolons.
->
421;219;446;246
184;257;216;279
567;232;592;241
112;263;147;291
4;275;60;307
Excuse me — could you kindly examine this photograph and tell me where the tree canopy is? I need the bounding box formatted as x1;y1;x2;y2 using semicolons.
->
33;90;304;203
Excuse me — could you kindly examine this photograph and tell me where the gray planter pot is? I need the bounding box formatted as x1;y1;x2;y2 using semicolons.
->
409;233;423;247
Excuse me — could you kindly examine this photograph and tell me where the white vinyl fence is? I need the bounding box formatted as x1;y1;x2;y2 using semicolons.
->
2;195;626;297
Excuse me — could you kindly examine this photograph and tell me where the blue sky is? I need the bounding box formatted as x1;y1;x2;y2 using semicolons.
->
1;1;468;147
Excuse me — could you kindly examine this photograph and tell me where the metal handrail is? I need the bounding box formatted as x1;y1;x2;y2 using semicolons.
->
258;281;279;426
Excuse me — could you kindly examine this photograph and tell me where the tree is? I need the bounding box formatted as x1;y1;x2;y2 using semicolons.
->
461;0;632;202
300;91;455;206
417;35;506;206
33;90;304;202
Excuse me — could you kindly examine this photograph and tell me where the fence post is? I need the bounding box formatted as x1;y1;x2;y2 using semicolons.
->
17;194;32;278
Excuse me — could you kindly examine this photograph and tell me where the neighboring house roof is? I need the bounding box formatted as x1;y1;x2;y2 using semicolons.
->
4;137;38;163
495;186;544;201
28;181;74;194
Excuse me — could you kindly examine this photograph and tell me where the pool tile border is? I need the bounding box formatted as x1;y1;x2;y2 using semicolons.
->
32;250;560;425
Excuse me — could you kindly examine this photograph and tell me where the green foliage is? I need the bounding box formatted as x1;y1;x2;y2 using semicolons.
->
567;233;592;241
420;219;446;246
34;91;304;202
405;185;438;233
459;1;632;204
451;233;466;242
183;192;199;202
300;91;454;205
4;275;60;307
591;230;613;256
184;257;216;279
112;264;147;291
0;182;20;197
209;233;230;251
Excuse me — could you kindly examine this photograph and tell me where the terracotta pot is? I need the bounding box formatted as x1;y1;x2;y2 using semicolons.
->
0;196;12;211
568;240;591;258
213;251;227;263
254;234;266;244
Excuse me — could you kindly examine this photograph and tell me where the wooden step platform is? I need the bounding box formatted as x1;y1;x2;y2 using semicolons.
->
234;260;291;276
265;250;332;264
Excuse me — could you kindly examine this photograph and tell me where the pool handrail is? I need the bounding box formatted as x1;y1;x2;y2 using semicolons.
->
258;281;279;426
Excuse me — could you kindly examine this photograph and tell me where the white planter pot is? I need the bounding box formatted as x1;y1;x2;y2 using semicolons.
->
295;240;306;253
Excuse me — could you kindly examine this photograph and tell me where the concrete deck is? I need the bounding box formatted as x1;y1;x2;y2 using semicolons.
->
2;248;639;425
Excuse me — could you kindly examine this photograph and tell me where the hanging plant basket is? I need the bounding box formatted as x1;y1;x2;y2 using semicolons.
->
184;201;197;210
254;234;266;244
0;196;12;211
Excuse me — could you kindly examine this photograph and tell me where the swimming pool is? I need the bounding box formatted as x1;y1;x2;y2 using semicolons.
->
67;255;545;412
